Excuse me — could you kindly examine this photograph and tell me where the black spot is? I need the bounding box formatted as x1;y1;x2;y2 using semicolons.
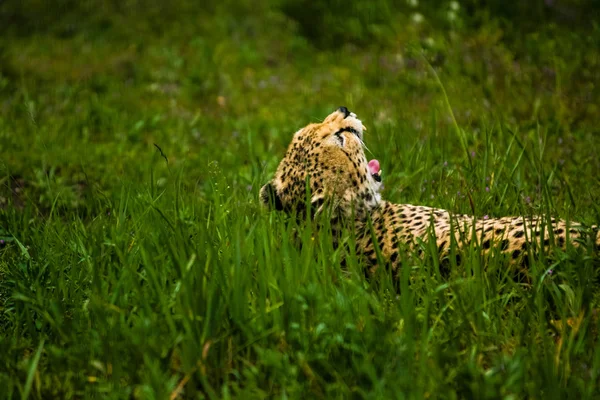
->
543;239;550;246
554;228;564;234
438;241;447;252
439;259;451;278
513;230;524;238
500;239;509;250
512;249;521;259
482;239;491;249
390;253;398;263
334;126;359;137
495;228;503;235
455;253;462;266
558;237;565;246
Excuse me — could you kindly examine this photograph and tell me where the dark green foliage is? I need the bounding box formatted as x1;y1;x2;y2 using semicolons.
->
0;0;600;398
280;0;397;48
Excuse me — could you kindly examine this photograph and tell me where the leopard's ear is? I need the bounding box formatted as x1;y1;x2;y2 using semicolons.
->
260;181;284;211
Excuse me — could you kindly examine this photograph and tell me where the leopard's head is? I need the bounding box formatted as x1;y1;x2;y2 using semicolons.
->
260;107;382;218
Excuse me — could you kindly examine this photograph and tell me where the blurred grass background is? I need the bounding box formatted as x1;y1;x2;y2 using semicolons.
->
1;0;600;398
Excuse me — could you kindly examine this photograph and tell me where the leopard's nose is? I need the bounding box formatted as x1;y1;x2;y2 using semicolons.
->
338;106;350;118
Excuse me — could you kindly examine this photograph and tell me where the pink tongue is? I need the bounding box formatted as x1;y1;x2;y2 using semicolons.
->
368;159;380;175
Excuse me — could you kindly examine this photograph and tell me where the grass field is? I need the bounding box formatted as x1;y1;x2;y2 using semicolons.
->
1;1;600;398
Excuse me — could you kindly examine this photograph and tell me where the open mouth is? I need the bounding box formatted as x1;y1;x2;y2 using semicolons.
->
368;159;381;182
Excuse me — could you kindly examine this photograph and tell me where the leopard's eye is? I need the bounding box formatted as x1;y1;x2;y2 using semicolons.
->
335;127;359;138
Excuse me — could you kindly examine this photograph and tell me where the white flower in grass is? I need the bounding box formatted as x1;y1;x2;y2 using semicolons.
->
412;13;424;24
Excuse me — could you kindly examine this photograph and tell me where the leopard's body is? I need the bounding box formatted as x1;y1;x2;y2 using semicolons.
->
260;108;599;273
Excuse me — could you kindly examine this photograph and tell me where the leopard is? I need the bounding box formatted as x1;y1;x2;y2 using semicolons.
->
260;107;600;277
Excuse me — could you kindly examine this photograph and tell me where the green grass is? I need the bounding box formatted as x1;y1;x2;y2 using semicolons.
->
1;1;600;398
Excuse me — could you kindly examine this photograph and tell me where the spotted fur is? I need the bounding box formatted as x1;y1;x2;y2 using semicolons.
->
260;108;600;274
